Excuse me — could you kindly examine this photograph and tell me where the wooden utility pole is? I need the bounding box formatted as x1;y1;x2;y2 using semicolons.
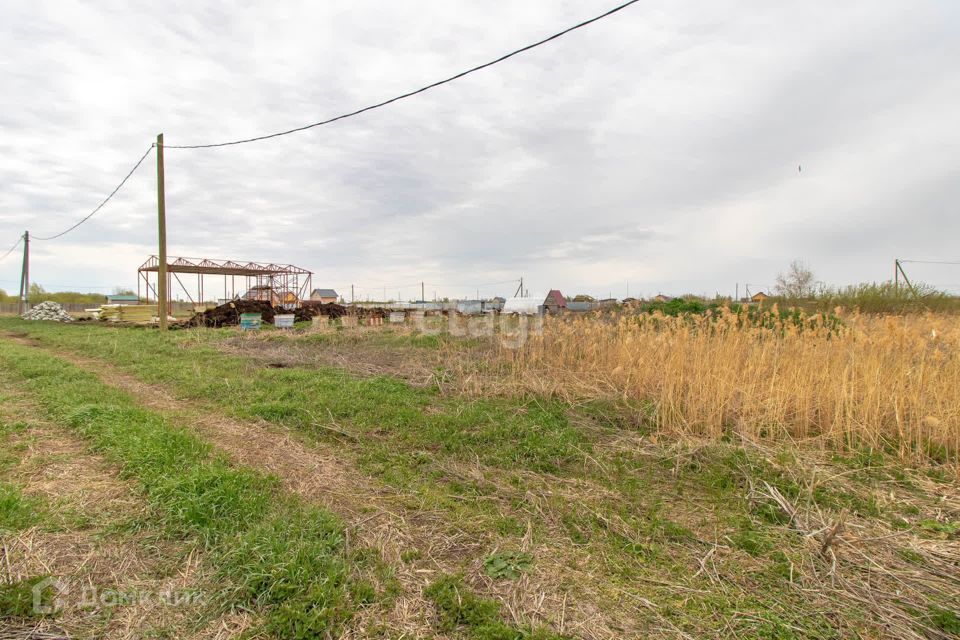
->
895;259;917;296
156;134;168;330
894;259;899;289
17;231;29;315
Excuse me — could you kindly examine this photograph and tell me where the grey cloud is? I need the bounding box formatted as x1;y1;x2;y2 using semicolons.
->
1;0;958;300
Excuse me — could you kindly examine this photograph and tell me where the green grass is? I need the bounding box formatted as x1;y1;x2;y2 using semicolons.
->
235;367;582;472
0;575;53;619
2;320;955;638
425;574;567;640
0;483;43;531
917;519;958;538
0;338;372;638
928;605;960;635
0;322;589;560
3;321;586;474
0;409;45;532
0;326;840;631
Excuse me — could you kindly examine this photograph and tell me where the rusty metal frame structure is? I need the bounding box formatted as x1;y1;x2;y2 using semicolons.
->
138;255;312;313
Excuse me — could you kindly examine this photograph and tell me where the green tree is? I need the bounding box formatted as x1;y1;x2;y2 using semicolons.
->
23;283;106;305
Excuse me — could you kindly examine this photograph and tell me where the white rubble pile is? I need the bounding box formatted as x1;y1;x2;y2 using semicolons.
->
22;300;74;322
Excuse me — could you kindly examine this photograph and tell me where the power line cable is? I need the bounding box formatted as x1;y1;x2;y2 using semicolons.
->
166;0;642;149
347;282;422;292
32;145;154;241
0;279;130;290
15;1;640;245
425;279;520;289
0;235;23;262
898;259;960;266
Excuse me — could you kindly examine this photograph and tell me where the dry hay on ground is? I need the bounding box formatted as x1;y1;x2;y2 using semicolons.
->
0;411;215;639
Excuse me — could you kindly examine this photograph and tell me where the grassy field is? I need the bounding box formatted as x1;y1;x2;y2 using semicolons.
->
1;315;958;639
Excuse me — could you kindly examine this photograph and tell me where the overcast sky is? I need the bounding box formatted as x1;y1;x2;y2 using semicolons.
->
1;0;958;301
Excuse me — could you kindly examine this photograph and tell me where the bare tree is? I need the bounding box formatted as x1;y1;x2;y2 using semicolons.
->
775;260;816;298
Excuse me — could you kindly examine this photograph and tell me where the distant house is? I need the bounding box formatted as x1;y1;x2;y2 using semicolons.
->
653;294;673;303
106;294;139;305
751;291;769;303
543;290;567;314
597;298;618;307
621;297;639;305
310;288;339;304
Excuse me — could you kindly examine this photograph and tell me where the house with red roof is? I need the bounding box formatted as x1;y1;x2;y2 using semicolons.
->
543;290;567;314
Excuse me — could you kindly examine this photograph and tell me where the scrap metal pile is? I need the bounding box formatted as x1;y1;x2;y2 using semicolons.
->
21;301;74;322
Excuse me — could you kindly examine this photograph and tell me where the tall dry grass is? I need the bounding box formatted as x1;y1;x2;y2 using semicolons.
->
498;308;960;463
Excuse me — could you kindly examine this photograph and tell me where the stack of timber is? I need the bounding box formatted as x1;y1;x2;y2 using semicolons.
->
99;304;157;323
189;300;349;327
295;302;348;321
188;300;276;328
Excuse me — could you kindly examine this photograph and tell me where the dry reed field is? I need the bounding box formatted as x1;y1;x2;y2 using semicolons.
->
497;307;960;467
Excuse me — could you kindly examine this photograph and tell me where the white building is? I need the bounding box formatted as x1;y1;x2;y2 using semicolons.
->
501;296;545;315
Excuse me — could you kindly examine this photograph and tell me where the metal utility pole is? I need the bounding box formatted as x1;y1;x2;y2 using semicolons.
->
17;231;29;315
351;284;354;304
156;134;168;330
421;281;425;302
894;259;899;289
